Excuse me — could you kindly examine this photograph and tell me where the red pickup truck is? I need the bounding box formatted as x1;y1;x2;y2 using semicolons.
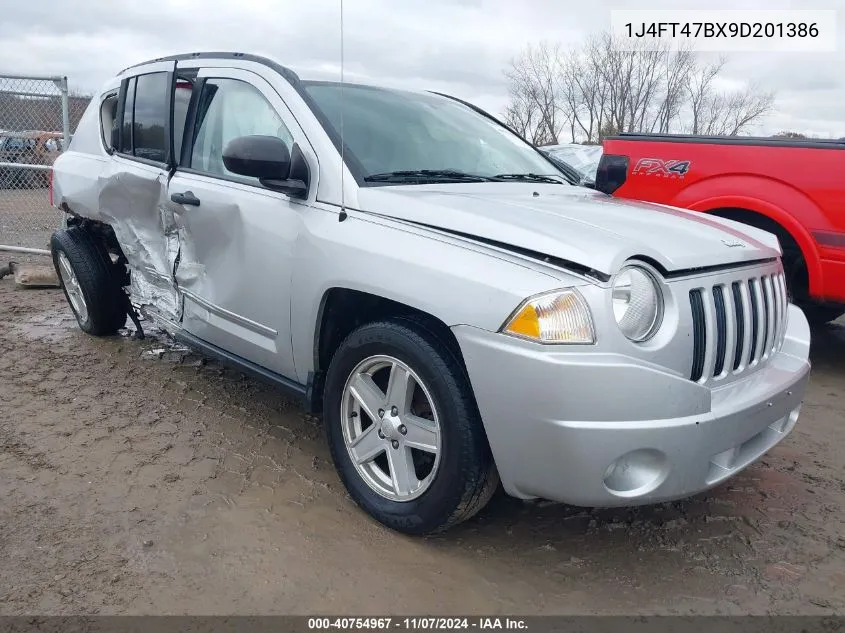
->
597;133;845;324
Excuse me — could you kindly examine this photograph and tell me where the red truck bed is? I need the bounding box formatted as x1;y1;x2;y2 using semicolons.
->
599;133;845;323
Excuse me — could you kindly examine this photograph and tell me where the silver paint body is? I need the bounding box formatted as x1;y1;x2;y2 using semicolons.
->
52;54;811;505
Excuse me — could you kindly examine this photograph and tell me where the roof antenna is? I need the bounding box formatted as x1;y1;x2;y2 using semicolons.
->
338;0;348;222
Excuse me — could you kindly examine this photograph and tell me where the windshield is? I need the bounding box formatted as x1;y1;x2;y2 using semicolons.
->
302;82;563;184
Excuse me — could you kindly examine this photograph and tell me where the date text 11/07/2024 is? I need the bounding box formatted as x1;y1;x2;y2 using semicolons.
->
307;618;529;630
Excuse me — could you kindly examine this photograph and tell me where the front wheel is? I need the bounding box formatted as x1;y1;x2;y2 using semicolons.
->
323;318;498;535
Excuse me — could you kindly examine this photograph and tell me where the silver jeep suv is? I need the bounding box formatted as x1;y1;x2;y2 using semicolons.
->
50;52;811;534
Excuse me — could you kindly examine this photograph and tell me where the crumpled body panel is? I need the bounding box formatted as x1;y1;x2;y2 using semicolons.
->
167;195;242;296
163;169;298;378
96;163;180;322
53;149;182;323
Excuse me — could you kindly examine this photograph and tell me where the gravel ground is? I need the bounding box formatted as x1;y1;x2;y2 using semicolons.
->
0;187;62;251
0;281;844;615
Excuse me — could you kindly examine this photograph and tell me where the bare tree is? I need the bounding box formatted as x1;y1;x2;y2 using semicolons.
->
652;48;695;133
558;42;608;143
68;88;94;99
578;34;687;139
683;57;774;135
503;41;566;145
551;34;695;143
503;83;541;142
719;87;775;135
685;57;726;135
504;31;775;142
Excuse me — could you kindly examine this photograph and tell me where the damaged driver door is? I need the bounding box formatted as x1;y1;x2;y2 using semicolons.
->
103;60;181;323
163;66;308;379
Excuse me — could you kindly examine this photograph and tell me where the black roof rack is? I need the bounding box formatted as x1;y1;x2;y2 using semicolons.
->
119;51;301;86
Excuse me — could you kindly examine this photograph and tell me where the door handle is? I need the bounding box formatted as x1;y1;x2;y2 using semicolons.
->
171;191;200;206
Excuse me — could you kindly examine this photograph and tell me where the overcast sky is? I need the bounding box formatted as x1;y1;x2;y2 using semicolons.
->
1;0;843;137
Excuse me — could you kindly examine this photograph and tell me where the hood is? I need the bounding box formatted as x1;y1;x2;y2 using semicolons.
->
355;183;781;276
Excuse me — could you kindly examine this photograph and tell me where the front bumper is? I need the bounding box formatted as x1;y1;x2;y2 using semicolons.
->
453;304;811;506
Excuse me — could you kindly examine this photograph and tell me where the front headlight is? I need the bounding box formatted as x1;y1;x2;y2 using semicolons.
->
501;289;595;344
612;265;663;342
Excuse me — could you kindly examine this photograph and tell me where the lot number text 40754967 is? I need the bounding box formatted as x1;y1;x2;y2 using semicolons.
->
307;618;528;630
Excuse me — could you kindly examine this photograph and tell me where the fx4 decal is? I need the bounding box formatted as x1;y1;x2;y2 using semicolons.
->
632;158;691;179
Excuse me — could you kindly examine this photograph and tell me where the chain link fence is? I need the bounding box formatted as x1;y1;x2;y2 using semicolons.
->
0;74;90;255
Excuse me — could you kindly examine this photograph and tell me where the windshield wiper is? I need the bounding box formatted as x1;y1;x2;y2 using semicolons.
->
493;173;567;184
364;169;498;183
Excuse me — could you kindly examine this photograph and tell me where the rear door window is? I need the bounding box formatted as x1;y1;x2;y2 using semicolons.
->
117;71;171;164
132;72;169;162
119;77;136;154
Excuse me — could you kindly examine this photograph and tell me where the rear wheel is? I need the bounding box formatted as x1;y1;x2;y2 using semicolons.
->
51;226;127;336
323;318;498;535
785;255;845;325
706;209;844;326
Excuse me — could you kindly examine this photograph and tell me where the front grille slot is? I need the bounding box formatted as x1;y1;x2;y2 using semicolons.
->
690;289;706;382
712;286;727;376
688;271;786;383
761;277;771;353
749;279;760;362
731;282;744;370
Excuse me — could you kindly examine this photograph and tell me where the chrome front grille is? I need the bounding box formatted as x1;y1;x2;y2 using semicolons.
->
689;271;787;383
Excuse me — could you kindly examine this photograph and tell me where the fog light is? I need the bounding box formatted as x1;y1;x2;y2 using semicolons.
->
603;448;669;498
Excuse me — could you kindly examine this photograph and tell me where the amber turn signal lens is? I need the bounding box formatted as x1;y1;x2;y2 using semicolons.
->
501;290;595;344
506;304;542;339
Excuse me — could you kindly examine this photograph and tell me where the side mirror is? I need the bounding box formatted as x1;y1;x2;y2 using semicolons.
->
222;135;308;198
595;154;629;195
223;135;291;180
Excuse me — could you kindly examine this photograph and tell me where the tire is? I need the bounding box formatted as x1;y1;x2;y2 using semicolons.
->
783;254;845;325
800;304;845;326
51;226;127;336
323;317;499;535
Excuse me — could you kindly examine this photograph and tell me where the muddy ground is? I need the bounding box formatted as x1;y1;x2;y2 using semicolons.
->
0;279;844;615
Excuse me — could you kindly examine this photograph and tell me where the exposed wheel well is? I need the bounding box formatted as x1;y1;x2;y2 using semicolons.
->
64;215;130;284
310;288;467;413
706;207;808;297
